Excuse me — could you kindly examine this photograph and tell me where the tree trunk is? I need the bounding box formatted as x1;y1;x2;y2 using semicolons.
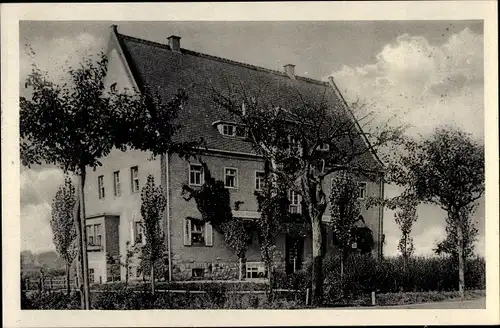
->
151;262;155;295
72;186;85;308
457;220;465;299
65;262;71;295
311;214;324;306
79;168;91;309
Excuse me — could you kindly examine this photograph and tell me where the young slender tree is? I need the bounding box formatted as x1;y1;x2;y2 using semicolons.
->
120;241;136;286
139;175;167;294
390;126;484;299
21;50;192;308
329;171;362;284
210;77;401;305
392;198;418;267
50;176;78;295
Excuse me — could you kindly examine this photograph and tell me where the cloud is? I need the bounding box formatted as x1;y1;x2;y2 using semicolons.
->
20;32;106;87
330;27;484;139
20;168;66;252
332;28;485;258
21;203;56;253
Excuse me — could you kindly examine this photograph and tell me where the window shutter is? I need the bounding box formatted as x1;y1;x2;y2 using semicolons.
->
205;222;213;246
130;220;135;246
183;218;192;246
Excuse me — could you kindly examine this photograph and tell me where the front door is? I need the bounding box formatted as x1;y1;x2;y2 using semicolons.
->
285;235;304;274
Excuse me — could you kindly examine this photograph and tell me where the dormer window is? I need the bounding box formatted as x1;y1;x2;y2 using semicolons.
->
317;143;330;152
222;124;235;136
215;122;247;138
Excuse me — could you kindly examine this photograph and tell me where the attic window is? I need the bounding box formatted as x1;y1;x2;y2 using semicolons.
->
218;123;246;138
317;143;330;152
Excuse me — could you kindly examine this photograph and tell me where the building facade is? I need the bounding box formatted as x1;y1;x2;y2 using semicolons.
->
83;25;385;284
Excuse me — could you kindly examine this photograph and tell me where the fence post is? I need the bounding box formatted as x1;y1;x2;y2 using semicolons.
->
371;291;376;306
305;288;310;306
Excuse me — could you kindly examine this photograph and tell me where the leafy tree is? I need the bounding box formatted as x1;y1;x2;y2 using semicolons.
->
138;175;167;294
210;77;401;305
21;50;192;308
182;161;251;275
392;198;418;266
120;241;136;286
329;171;363;288
435;209;478;261
50;176;78;295
389;126;484;298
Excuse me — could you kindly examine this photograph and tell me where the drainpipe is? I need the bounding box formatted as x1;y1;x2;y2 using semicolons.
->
166;153;173;281
378;172;385;259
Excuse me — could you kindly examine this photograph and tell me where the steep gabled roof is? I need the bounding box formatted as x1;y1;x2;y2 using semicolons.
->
112;27;383;172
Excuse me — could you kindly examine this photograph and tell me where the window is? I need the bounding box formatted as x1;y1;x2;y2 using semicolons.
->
94;224;102;246
134;221;145;244
255;171;265;191
191;220;205;245
113;171;121;196
317;143;330;152
189;164;204;186
86;225;94;245
184;218;213;246
89;268;95;284
192;268;204;278
222;124;235;136
220;124;246;137
130;166;139;193
224;168;238;188
357;182;367;199
289;190;301;214
98;175;105;199
246;262;268;279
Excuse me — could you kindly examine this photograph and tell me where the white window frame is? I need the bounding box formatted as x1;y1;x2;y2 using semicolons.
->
317;143;330;152
255;171;265;191
222;124;235;136
94;224;102;246
86;225;95;246
113;171;121;197
189;163;204;186
246;261;268;279
190;220;205;245
224;167;238;189
134;221;145;244
98;175;105;199
357;182;367;200
184;218;213;247
131;166;139;193
289;190;302;214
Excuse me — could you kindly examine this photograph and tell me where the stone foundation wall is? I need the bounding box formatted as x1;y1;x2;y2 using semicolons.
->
172;259;240;280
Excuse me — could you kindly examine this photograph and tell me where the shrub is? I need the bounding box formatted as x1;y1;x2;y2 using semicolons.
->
21;291;81;310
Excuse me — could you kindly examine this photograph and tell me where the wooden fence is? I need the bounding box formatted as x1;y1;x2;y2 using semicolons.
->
23;276;78;292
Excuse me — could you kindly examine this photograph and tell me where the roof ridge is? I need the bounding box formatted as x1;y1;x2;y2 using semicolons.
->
117;32;330;87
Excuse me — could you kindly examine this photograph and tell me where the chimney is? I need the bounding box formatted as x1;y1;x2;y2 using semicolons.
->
167;35;181;52
284;64;296;80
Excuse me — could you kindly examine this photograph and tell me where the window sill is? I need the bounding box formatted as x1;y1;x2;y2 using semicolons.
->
87;245;104;252
185;244;213;247
225;186;238;190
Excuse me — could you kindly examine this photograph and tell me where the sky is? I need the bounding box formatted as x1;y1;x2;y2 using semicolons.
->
19;20;485;257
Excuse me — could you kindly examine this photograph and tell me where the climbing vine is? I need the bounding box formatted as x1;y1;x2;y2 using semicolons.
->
182;161;251;258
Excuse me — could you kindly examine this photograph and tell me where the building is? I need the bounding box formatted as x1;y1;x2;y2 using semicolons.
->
83;25;385;284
